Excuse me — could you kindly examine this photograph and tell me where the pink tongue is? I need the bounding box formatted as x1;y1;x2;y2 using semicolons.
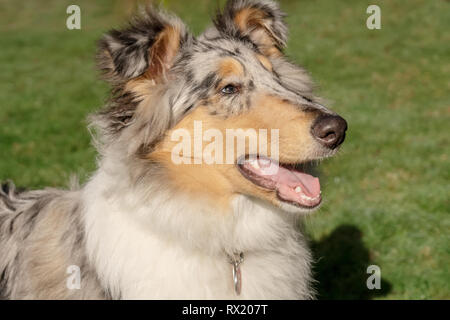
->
273;168;320;197
251;159;321;206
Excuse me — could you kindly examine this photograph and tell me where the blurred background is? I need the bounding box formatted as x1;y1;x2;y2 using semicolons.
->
0;0;448;299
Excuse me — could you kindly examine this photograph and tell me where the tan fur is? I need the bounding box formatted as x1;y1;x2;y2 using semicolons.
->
256;54;273;71
124;77;155;98
149;152;234;211
149;95;318;210
234;7;267;32
123;25;184;100
218;57;245;78
234;8;282;57
145;25;182;81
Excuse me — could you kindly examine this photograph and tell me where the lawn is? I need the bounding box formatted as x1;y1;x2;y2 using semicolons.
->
0;0;448;299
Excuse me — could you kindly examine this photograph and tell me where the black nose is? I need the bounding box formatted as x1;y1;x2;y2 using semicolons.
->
311;115;347;149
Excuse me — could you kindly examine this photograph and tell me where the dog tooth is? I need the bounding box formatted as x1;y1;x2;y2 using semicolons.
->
295;186;302;193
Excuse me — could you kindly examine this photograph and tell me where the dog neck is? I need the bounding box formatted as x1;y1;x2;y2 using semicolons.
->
81;160;308;298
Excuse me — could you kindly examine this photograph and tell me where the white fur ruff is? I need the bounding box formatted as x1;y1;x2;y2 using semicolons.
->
82;157;314;300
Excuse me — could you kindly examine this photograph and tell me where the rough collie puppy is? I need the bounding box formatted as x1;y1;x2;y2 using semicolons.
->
0;0;347;299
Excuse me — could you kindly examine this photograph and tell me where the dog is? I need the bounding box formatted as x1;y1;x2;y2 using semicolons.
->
0;0;347;299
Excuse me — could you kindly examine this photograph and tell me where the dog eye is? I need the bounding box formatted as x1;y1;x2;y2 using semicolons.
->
221;84;240;95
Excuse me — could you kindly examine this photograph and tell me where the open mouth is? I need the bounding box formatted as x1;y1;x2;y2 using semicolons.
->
237;155;321;209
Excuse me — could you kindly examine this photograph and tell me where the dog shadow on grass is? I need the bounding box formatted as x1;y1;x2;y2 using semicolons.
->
309;224;392;299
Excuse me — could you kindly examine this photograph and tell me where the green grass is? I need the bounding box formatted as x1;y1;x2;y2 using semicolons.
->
0;0;448;299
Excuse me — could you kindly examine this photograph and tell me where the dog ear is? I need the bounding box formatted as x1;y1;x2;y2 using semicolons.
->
213;0;287;57
97;6;191;85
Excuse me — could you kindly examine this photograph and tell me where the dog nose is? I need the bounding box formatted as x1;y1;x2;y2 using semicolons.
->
311;115;347;149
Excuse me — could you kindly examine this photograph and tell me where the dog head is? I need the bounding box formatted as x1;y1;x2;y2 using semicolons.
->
94;0;347;214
